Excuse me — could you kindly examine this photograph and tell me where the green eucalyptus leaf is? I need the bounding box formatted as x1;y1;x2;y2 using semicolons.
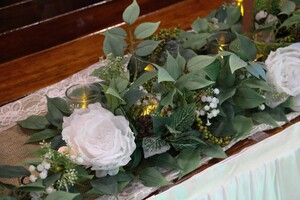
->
51;135;65;150
217;58;236;88
241;78;272;92
229;54;247;73
91;176;118;196
176;52;186;72
161;88;177;107
46;96;71;115
170;104;196;132
231;23;243;34
142;137;171;158
26;129;58;144
175;73;214;91
147;153;179;169
156;66;175;83
218;88;236;104
44;173;62;188
0;165;30;178
107;27;127;38
123;89;147;111
45;191;80;200
187;55;216;72
139;167;170;187
182;33;210;49
280;15;300;28
191;18;209;32
103;32;126;57
200;144;227;158
129;70;158;89
281;0;296;13
122;0;140;25
176;148;200;179
252;112;280;127
246;62;266;80
233;115;253;139
17;115;49;130
46;96;64;128
106;87;126;104
226;5;241;25
134;22;160;39
152;116;172;136
233;88;266;109
203;59;222;81
135;40;161;56
230;34;257;61
18;180;44;192
165;51;181;80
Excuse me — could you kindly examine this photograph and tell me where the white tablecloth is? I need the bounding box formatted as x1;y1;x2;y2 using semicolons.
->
149;122;300;200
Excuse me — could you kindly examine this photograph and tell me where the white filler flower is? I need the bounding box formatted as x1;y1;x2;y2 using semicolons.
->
62;103;136;177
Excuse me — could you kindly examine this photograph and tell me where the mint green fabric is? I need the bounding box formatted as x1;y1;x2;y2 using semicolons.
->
148;122;300;200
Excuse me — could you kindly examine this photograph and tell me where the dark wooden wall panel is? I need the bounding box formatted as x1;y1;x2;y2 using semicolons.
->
0;0;182;63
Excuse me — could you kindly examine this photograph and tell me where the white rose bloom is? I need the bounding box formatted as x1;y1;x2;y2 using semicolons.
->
290;94;300;111
62;103;136;177
265;43;300;96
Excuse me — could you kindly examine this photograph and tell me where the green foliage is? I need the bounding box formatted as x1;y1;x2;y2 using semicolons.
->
176;148;200;179
18;115;49;130
170;104;196;132
134;22;160;39
0;165;30;178
233;115;253;139
45;191;80;200
139;167;170;187
122;0;140;25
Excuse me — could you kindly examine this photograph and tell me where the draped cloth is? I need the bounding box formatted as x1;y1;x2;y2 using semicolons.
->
148;122;300;200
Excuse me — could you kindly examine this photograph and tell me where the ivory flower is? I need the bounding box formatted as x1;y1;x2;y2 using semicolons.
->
61;103;136;177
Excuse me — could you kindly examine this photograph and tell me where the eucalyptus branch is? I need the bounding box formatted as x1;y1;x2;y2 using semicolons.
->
128;25;135;53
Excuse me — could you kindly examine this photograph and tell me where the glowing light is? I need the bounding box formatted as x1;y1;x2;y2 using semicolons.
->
81;92;88;108
144;64;155;71
236;0;244;16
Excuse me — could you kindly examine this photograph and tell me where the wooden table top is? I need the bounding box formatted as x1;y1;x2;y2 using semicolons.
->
0;0;229;106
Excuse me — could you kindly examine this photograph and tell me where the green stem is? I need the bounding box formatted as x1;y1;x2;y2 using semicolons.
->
128;25;135;53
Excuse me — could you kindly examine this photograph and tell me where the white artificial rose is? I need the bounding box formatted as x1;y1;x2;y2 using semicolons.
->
290;94;300;112
265;43;300;96
62;103;136;177
255;10;268;21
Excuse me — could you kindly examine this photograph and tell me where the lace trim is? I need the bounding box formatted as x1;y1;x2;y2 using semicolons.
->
0;61;103;133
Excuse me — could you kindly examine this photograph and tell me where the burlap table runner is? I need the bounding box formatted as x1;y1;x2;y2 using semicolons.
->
0;125;38;186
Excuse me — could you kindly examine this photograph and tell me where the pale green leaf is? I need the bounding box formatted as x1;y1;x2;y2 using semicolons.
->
280;15;300;28
252;112;280;127
46;96;71;115
218;88;236;104
91;177;118;195
200;144;227;158
139;167;170;187
135;40;161;56
26;129;57;143
281;0;296;13
165;51;181;80
241;78;272;92
122;0;140;25
226;6;241;25
107;27;127;38
233;115;253;139
229;54;247;73
18;180;45;192
129;70;158;89
17;115;49;130
147;153;179;169
123;89;146;111
177;148;200;178
161;88;177;107
103;32;126;57
191;18;209;32
246;62;266;80
233;88;266;109
157;66;175;83
0;165;30;178
187;55;216;72
134;22;160;39
45;191;80;200
106;87;126;104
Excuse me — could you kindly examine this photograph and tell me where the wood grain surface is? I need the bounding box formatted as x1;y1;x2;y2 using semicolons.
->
0;0;228;106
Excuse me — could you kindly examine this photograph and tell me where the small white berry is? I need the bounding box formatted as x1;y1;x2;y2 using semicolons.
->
206;120;212;126
36;164;44;172
213;88;220;95
201;96;207;102
259;104;265;110
209;102;217;109
206;96;212;102
204;105;210;111
46;186;56;194
39;170;48;179
76;157;84;164
207;113;213;119
199;110;206;116
42;161;51;170
28;165;35;172
29;175;37;183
